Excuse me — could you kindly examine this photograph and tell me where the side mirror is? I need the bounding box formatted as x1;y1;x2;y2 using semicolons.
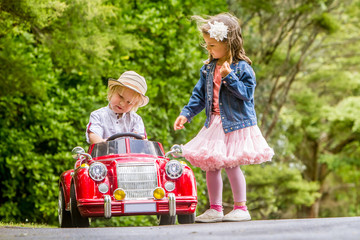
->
165;144;183;158
72;146;85;159
71;147;93;169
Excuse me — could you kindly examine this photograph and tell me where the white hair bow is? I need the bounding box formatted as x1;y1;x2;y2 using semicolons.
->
208;21;228;41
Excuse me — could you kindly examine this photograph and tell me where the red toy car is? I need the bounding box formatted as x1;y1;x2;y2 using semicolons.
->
58;133;197;227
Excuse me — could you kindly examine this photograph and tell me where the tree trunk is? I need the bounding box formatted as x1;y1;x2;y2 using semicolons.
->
310;199;320;218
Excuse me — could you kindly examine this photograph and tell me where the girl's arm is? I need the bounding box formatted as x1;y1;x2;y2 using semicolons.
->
220;61;256;102
179;67;207;122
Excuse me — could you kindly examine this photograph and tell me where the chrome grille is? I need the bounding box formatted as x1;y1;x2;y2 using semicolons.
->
116;162;158;199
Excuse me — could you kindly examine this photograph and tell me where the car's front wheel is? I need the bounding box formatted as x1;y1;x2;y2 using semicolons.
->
58;187;73;228
70;183;90;228
158;214;176;225
178;213;195;224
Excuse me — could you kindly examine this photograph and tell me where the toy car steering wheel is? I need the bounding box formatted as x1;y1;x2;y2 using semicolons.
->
107;132;143;141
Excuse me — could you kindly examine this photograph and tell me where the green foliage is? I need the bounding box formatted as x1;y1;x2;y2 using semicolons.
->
329;97;360;132
0;83;101;222
313;12;339;34
0;33;48;98
0;0;226;225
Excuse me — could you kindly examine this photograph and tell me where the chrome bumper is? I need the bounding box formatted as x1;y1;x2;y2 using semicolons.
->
168;193;176;217
104;195;111;219
103;193;176;218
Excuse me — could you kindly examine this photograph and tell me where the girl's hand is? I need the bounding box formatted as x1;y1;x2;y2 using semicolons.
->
220;61;232;78
174;116;188;131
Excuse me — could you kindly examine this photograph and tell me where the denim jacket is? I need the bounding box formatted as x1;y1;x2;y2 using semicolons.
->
180;59;257;134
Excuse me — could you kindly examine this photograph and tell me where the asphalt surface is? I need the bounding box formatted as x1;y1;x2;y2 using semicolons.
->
1;217;360;240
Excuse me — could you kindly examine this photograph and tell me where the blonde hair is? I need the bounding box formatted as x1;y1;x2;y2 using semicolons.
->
192;13;252;65
107;85;142;112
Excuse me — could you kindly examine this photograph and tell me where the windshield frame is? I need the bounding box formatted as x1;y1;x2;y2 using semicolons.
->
89;138;165;158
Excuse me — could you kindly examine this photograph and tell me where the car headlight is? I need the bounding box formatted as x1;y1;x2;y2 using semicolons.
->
165;160;183;179
89;162;107;181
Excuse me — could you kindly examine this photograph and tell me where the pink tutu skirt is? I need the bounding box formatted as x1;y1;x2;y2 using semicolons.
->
182;115;274;171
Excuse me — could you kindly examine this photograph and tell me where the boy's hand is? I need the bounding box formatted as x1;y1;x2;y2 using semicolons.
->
133;131;147;140
220;61;231;78
174;116;188;131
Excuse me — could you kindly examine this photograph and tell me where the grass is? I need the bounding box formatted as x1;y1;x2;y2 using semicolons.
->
0;215;158;228
0;221;56;228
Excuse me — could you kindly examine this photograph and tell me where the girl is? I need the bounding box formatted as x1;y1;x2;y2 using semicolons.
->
86;71;149;144
174;13;274;222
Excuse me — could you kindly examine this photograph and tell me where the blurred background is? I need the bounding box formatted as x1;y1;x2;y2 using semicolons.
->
1;0;359;226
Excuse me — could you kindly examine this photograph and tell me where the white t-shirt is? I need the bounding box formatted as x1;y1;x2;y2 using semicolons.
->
86;105;146;143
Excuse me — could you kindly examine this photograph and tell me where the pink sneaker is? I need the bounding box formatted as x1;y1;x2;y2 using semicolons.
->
195;209;224;223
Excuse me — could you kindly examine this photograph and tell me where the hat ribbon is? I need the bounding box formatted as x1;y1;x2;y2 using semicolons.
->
121;81;145;95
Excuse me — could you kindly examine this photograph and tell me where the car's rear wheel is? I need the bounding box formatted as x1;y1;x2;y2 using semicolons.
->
58;187;73;228
70;183;90;228
158;214;176;225
177;213;195;224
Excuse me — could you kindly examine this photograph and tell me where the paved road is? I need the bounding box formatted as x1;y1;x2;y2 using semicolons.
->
1;217;360;240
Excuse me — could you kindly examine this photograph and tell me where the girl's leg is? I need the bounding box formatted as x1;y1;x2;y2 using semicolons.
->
195;169;224;222
206;169;223;209
222;166;251;221
224;166;246;206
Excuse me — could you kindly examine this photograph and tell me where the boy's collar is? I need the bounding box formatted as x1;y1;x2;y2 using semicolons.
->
116;112;128;119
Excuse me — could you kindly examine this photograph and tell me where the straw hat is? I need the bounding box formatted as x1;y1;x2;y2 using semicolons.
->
108;71;149;107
